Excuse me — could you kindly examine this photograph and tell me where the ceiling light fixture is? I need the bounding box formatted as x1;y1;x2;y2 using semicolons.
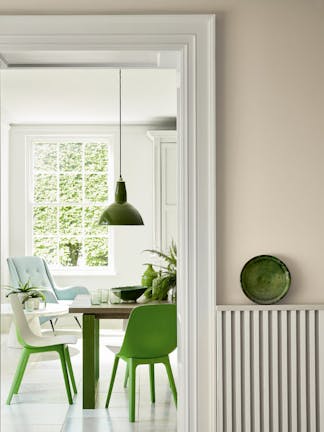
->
99;69;144;226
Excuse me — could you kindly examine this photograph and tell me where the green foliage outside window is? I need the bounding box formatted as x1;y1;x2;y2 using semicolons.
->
34;174;57;202
59;206;82;235
34;237;57;265
32;141;110;268
59;142;82;171
85;237;108;267
34;143;57;171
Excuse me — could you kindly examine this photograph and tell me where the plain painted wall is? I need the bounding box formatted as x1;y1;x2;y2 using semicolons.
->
0;2;324;304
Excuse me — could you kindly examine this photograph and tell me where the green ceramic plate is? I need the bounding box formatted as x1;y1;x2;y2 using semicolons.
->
240;255;291;304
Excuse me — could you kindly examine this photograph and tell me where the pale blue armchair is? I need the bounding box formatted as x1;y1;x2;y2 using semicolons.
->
7;256;89;330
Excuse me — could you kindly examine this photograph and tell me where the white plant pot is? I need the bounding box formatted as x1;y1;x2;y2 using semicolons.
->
17;293;26;309
33;298;40;309
25;298;34;312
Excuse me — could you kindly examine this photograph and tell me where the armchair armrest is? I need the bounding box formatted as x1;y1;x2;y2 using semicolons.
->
40;289;58;304
54;285;89;301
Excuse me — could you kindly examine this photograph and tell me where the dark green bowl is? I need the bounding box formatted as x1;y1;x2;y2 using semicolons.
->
111;285;146;302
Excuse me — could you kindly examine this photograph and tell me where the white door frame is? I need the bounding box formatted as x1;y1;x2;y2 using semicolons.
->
0;15;216;432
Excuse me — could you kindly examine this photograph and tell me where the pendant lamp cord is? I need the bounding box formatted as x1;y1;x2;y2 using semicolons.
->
119;68;122;179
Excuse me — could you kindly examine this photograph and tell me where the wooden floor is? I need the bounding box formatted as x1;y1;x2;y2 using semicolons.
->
1;328;177;432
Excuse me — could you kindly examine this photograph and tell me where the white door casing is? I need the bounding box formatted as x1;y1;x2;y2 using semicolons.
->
0;15;216;432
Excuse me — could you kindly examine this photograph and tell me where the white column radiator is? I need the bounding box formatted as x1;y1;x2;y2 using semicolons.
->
216;306;324;432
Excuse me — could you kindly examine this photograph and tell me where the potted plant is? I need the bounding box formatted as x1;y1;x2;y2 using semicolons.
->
5;279;47;309
22;290;47;310
143;241;177;301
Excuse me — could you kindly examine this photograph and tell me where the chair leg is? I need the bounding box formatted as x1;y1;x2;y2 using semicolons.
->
149;364;155;403
129;358;137;422
123;363;129;388
74;316;82;328
105;356;119;408
49;320;55;333
64;345;77;395
58;345;73;404
164;357;177;407
6;349;30;404
13;350;30;395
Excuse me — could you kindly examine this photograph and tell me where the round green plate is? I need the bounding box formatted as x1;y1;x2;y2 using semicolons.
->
240;255;291;304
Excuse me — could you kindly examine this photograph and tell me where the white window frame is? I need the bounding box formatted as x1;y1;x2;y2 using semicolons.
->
26;133;115;275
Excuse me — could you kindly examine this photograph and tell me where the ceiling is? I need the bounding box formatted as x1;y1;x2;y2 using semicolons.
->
1;68;177;125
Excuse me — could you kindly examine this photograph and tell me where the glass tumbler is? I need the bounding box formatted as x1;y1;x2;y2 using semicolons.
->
101;289;109;303
91;289;101;305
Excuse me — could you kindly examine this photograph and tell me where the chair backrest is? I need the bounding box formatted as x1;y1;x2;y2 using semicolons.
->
7;256;57;297
119;304;177;359
9;294;41;347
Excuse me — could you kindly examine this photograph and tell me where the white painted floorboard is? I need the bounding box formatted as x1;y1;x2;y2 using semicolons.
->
1;329;177;432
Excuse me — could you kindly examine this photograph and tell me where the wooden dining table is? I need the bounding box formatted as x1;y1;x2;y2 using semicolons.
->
69;294;165;409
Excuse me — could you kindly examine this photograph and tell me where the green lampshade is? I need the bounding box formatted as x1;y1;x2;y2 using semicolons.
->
99;178;144;226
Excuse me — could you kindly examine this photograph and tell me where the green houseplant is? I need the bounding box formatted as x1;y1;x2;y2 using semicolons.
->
5;279;47;308
21;290;47;309
143;241;177;301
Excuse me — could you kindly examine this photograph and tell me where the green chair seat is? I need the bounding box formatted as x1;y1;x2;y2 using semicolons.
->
105;304;177;422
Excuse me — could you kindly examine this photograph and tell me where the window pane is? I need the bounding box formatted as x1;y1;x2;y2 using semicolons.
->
59;206;82;235
34;143;57;171
59;174;82;202
84;206;107;235
59;143;82;171
34;174;57;202
85;174;108;202
59;237;82;266
85;143;108;172
33;206;57;235
33;237;58;265
85;237;108;266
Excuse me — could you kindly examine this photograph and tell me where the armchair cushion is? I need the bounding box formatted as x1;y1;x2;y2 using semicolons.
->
7;256;54;292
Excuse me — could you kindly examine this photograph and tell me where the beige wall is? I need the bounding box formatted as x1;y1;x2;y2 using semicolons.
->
1;2;324;304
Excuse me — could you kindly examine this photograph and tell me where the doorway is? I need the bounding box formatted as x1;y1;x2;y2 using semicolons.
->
0;15;216;432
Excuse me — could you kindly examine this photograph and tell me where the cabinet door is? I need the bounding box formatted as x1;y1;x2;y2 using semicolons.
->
148;131;177;252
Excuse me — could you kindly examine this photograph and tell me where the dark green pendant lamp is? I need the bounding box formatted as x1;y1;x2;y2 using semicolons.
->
99;69;144;226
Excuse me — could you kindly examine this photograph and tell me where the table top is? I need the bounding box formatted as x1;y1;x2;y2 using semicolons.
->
1;300;71;317
69;295;169;319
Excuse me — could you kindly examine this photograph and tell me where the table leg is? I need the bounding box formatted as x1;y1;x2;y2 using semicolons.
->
83;314;100;408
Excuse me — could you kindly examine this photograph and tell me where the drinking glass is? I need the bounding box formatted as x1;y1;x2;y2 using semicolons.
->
101;289;109;303
91;289;101;305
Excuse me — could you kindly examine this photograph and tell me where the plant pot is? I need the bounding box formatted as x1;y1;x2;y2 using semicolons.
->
18;293;26;309
25;299;34;312
33;298;40;309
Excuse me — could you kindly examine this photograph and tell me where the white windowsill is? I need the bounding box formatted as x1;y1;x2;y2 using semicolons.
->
51;268;116;277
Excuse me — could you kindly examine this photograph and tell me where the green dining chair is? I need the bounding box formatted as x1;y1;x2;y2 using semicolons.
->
6;294;77;405
105;303;177;422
